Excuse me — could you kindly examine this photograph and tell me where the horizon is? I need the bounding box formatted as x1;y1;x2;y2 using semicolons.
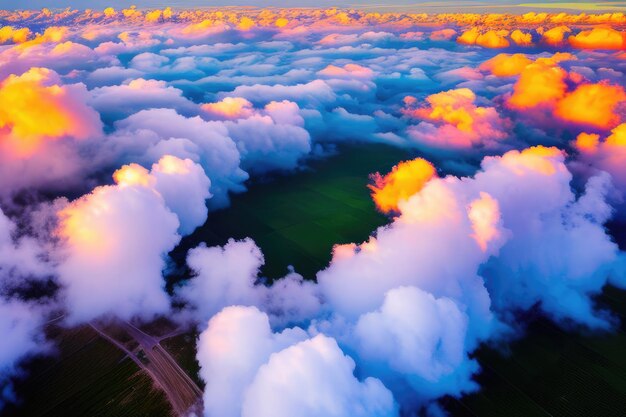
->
2;1;626;13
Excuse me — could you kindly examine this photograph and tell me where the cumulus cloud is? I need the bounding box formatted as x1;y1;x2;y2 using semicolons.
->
177;238;320;327
569;27;626;50
368;158;437;213
224;79;336;106
312;146;623;410
56;155;209;324
0;67;102;198
506;60;626;129
89;78;196;122
403;88;510;151
196;306;397;417
554;82;626;129
109;108;248;207
573;123;626;205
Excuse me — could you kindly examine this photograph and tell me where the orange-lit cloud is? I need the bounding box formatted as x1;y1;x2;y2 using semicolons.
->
569;27;626;50
507;63;568;109
481;52;576;77
0;26;31;44
16;26;68;50
405;88;510;149
0;67;101;155
510;29;533;46
541;25;571;45
202;97;255;120
458;28;510;48
575;124;626;153
498;145;565;176
555;83;626;129
573;124;626;201
368;158;437;213
479;53;533;77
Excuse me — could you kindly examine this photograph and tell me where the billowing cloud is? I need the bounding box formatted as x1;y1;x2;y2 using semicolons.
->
457;28;510;48
196;306;397;417
56;155;209;324
554;82;626;129
313;146;622;409
109;108;248;207
89;78;196;122
243;334;398;417
177;238;320;327
507;62;568;109
0;67;102;198
0;67;101;155
569;27;626;50
404;88;510;151
573;123;626;203
368;158;437;213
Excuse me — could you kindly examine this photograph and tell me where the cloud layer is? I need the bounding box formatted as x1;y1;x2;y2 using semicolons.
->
1;7;626;417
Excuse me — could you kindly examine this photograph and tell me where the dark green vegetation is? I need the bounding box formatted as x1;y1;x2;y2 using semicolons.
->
443;290;626;417
176;143;413;280
7;142;626;416
4;325;171;417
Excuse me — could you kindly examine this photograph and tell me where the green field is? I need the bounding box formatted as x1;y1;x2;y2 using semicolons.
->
174;143;413;280
5;325;172;417
7;142;626;416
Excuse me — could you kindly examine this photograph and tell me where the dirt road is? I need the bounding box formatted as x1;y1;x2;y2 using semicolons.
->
90;321;203;416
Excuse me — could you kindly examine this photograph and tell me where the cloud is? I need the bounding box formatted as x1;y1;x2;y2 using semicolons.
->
569;27;626;50
0;67;101;155
554;82;626;129
196;306;397;417
177;239;265;323
224;79;336;106
56;155;209;324
201;97;255;120
573;123;626;205
0;67;102;198
243;334;398;417
403;88;510;151
89;79;196;123
0;299;47;406
113;155;212;235
480;52;576;78
0;208;51;407
177;238;320;327
196;305;308;417
109;108;248;207
368;158;437;213
457;28;510;48
313;146;622;409
541;25;571;45
507;62;568;109
430;29;456;41
0;26;31;44
479;53;533;77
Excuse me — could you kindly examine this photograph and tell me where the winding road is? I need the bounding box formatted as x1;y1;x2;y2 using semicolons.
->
89;321;203;417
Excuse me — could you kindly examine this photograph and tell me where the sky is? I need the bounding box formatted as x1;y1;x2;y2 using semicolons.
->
3;0;626;12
